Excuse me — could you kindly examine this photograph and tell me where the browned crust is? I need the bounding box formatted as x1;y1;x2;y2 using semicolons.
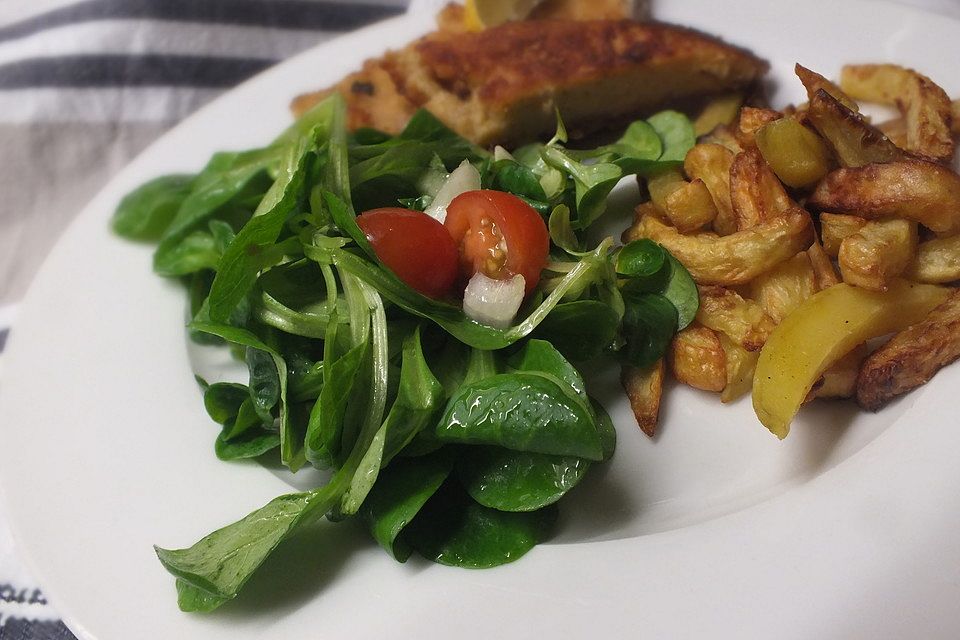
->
808;159;960;236
621;361;665;437
292;18;768;147
856;289;960;410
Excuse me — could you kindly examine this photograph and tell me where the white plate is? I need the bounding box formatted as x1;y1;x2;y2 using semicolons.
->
3;1;960;638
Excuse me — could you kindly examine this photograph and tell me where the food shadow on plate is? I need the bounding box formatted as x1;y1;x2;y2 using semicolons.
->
213;516;388;620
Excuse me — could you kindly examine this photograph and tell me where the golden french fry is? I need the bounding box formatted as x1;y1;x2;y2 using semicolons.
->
694;93;744;136
736;107;782;147
753;280;950;438
755;117;833;188
696;285;776;351
749;252;818;323
840;64;954;162
805;344;867;401
857;289;960;410
838;218;918;292
808;240;841;290
795;63;859;112
621;361;664;438
806;89;903;167
663;178;717;233
668;325;726;392
729;147;793;230
952;99;960;135
809;158;960;236
624;209;814;286
876;116;908;149
684;143;737;235
718;334;758;403
697;124;743;154
646;168;686;210
820;212;867;257
904;235;960;283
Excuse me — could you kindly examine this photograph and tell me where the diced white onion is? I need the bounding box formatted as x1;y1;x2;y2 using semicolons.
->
462;272;526;329
493;145;515;162
424;159;481;224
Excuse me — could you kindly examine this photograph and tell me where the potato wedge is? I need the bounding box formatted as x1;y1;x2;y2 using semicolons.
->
729;147;793;230
808;158;960;236
647;168;686;210
904;235;960;283
820;212;867;257
808;240;841;290
696;285;776;351
806;89;903;167
621;361;665;437
663;178;717;233
755;117;832;188
684;143;737;235
697;124;743;154
838;218;917;291
857;289;960;410
753;280;950;438
736;107;782;147
796;63;859;112
624;209;814;286
718;334;758;403
876;116;908;149
694;93;743;136
806;344;867;401
840;64;954;162
749;252;818;323
668;325;726;392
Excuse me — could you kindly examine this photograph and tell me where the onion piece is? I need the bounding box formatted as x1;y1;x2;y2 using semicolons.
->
493;145;515;161
462;272;526;329
424;160;481;223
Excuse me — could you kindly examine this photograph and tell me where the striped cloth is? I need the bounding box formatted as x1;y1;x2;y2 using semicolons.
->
0;2;408;637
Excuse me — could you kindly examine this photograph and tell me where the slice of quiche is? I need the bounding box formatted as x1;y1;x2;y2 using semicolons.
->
291;18;767;147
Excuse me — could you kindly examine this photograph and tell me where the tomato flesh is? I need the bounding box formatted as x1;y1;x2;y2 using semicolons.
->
357;208;459;299
444;190;549;295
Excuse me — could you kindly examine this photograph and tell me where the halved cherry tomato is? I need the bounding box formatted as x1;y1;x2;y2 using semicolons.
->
443;190;549;295
357;208;459;299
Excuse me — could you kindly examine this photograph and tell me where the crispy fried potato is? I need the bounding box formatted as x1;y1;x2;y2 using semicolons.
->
646;168;686;210
683;143;737;235
755;117;832;188
668;325;726;392
840;64;954;162
806;344;867;401
736;107;782;147
820;212;867;257
795;63;859;112
696;285;776;351
808;240;841;289
904;235;960;283
697;124;743;154
694;93;743;136
663;178;717;233
806;89;903;167
952;100;960;135
624;209;814;285
718;334;758;403
856;289;960;410
729;147;793;230
808;159;960;236
753;280;950;438
838;218;918;291
749;252;818;323
621;360;664;437
876;116;908;149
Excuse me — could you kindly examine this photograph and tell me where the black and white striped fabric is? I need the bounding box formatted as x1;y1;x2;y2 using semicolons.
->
0;3;408;637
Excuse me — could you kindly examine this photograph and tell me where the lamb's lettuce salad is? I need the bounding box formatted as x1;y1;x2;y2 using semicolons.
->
112;94;698;612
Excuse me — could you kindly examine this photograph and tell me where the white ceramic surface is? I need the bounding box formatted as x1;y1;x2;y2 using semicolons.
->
2;1;960;638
